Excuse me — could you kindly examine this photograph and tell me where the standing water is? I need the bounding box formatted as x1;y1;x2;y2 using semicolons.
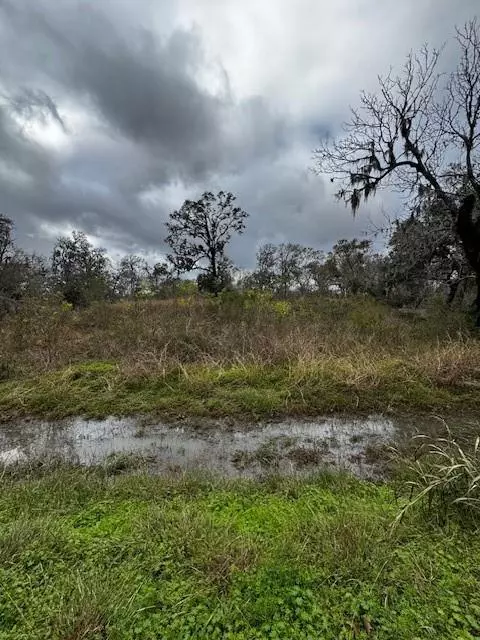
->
0;413;470;478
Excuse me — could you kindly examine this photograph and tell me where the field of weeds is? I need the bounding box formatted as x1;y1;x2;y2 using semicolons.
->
1;296;480;638
0;293;479;419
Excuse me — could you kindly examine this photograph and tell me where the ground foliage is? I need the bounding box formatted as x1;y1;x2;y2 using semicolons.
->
1;468;480;639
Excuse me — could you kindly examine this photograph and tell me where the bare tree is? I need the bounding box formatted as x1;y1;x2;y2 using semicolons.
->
314;19;480;320
248;243;323;297
114;254;149;298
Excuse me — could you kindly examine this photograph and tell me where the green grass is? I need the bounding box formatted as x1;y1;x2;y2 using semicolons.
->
0;358;479;421
392;431;480;527
1;468;480;639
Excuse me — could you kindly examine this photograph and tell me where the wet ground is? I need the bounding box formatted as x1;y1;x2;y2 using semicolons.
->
0;414;478;478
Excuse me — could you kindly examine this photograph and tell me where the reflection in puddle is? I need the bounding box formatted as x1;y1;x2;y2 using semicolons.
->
0;447;27;465
0;414;468;478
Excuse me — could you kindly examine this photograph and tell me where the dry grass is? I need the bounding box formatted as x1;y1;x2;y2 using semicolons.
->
0;294;479;418
0;294;475;375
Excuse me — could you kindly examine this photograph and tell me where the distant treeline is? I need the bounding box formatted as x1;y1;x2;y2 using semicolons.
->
0;187;474;315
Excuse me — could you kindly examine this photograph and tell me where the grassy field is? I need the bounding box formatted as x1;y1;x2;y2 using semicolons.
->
1;295;480;638
0;466;479;640
1;294;480;420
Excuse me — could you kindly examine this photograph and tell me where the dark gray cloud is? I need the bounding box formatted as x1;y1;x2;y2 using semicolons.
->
0;0;478;267
0;0;289;261
0;1;224;177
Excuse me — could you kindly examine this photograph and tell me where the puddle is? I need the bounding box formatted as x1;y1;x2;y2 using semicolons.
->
0;414;477;479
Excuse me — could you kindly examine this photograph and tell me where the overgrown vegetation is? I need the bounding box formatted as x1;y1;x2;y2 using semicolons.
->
0;467;479;639
0;294;479;420
1;14;479;640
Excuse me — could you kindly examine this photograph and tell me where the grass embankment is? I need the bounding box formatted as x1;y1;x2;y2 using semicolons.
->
1;294;480;419
0;468;479;639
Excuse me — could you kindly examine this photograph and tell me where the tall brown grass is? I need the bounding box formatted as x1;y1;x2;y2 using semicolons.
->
0;293;478;389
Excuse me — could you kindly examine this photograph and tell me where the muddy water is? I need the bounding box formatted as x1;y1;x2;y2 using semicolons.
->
0;414;476;478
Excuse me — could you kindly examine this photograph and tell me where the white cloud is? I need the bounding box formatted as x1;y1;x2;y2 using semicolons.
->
174;0;478;121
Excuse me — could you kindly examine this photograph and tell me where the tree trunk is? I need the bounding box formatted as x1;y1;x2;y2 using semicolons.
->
211;251;217;281
456;195;480;326
446;280;459;305
210;249;218;296
475;274;480;327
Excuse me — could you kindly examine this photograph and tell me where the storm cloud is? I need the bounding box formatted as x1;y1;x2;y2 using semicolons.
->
0;0;478;265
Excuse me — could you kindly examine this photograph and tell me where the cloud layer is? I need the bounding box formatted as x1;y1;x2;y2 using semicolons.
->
0;0;477;265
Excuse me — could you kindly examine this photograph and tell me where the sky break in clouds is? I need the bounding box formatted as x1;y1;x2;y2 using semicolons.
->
0;0;478;267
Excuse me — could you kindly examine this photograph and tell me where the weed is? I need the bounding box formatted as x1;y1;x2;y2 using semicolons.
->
393;431;480;526
287;445;325;466
232;439;285;470
102;451;155;475
0;296;478;419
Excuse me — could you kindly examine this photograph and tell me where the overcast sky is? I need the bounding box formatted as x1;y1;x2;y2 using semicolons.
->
0;0;478;267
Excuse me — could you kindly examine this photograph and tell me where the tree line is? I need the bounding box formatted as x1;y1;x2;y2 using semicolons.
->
0;184;474;314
